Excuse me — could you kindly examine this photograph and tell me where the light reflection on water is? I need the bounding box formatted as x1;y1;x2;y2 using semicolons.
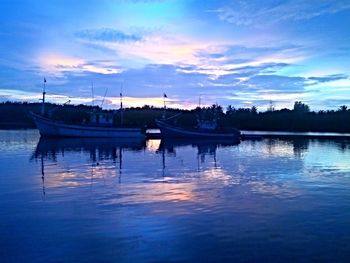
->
1;130;350;262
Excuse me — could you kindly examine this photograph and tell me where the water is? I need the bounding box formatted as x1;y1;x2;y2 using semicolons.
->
1;130;350;262
241;130;350;138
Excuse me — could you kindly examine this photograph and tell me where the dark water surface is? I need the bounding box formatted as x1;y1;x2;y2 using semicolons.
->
1;130;350;262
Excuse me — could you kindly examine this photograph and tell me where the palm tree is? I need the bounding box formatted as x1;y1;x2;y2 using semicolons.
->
338;105;348;112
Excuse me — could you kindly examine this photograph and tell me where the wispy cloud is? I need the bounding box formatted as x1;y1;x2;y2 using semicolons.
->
76;28;143;43
189;44;308;77
214;0;350;26
39;54;123;75
88;33;211;66
308;74;348;83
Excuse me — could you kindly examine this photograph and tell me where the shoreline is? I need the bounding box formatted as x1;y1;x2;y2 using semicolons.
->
3;128;350;140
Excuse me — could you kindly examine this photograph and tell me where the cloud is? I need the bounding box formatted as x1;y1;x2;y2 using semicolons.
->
218;70;348;96
76;28;229;68
308;74;348;83
75;26;307;78
232;63;290;75
319;99;350;108
188;44;306;78
39;54;124;75
1;60;348;111
214;0;350;26
217;74;309;99
76;28;143;43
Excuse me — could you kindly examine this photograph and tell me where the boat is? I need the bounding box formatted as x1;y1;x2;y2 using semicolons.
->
31;112;145;138
156;95;241;140
156;118;241;140
31;80;145;138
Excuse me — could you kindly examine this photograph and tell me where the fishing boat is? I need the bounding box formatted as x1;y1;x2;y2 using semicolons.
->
156;95;240;140
31;80;145;138
156;118;241;140
156;94;240;140
31;112;145;138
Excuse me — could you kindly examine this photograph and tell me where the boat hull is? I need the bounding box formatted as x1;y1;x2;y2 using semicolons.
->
31;112;145;138
156;120;240;140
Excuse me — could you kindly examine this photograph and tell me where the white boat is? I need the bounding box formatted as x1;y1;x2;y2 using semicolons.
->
31;112;145;138
31;81;144;138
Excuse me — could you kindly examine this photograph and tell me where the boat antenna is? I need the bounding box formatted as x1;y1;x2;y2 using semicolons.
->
100;87;108;108
91;82;94;107
120;83;123;126
41;77;46;115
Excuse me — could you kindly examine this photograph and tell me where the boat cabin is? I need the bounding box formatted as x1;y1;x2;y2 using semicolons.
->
90;112;114;126
197;119;217;130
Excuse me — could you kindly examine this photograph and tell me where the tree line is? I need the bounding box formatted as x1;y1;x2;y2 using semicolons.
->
0;101;350;133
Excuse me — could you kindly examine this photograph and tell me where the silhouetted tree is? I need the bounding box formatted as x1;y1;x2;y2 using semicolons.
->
338;105;348;112
293;101;310;113
251;106;257;114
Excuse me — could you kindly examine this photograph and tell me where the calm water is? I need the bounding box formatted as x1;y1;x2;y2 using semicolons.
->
1;130;350;262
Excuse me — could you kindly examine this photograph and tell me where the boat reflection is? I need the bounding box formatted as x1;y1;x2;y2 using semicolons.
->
156;138;240;179
33;137;146;162
31;138;240;196
32;137;146;195
157;138;240;156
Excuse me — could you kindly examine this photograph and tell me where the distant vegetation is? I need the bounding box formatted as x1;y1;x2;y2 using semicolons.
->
1;101;350;133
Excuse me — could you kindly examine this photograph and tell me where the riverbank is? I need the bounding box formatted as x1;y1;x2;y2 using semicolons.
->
3;128;350;140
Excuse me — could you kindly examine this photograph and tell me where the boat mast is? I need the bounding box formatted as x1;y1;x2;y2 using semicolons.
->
100;87;108;108
91;82;94;107
197;95;202;125
120;87;123;126
41;78;46;115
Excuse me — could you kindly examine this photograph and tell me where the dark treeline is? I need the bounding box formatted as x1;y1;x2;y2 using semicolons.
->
1;101;350;133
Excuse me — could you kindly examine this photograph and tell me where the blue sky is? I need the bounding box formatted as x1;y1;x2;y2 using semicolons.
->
0;0;350;110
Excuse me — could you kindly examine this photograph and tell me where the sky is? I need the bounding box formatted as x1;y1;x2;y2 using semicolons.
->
0;0;350;111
